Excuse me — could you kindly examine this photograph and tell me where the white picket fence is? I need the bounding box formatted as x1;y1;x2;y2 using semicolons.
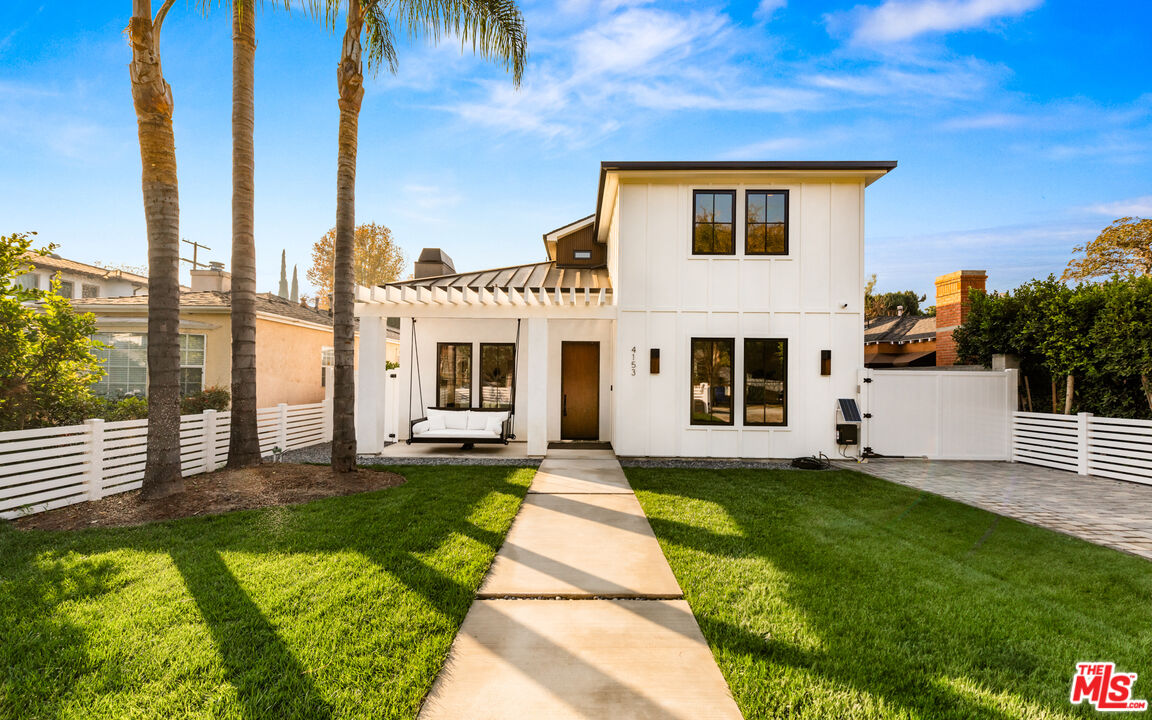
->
1012;411;1152;485
0;400;332;519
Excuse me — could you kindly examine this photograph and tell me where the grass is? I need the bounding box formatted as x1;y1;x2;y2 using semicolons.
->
626;467;1152;720
0;464;534;720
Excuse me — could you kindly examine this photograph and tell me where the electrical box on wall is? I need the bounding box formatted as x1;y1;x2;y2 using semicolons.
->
836;423;859;445
836;398;862;447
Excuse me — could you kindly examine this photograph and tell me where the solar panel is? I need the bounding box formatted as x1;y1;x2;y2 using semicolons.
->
838;398;862;423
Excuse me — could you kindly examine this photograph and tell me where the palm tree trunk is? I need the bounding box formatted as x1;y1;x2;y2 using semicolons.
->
129;0;184;499
331;0;364;474
1064;374;1074;415
227;0;261;468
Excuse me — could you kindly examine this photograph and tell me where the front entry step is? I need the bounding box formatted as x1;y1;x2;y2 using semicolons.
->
547;440;613;451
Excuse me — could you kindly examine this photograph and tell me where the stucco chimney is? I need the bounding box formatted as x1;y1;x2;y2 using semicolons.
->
190;265;232;292
935;270;986;366
414;248;455;279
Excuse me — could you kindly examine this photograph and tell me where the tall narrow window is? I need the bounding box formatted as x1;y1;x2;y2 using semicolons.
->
746;190;788;255
744;339;787;426
690;338;734;425
179;334;206;396
437;343;472;408
480;343;515;409
692;190;735;255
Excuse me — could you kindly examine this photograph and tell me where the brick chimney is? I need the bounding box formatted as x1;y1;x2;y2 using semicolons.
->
414;248;455;279
935;270;986;366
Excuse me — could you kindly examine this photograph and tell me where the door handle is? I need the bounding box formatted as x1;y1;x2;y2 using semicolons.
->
562;395;567;416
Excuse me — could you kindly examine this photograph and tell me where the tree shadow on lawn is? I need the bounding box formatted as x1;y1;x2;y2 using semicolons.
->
0;465;532;720
628;467;1152;720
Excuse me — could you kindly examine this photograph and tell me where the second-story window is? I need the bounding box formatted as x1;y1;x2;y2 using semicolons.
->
692;190;735;255
746;190;788;255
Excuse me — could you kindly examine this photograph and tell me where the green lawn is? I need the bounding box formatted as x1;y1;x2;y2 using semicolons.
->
0;465;534;720
627;467;1152;720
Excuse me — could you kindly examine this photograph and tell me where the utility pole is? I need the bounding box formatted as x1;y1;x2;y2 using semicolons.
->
180;238;212;270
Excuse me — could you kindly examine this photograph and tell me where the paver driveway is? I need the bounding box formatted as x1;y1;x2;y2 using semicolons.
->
851;459;1152;560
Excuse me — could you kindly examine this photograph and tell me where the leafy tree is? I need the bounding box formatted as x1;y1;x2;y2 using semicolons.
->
0;232;105;431
306;222;406;308
322;0;527;473
93;261;149;276
1092;275;1152;412
863;275;928;319
128;0;185;498
1063;217;1152;281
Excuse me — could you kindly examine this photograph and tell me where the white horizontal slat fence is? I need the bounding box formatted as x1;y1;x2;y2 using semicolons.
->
1012;411;1152;485
0;400;333;519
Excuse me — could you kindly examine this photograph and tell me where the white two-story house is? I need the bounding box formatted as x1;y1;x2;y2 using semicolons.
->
354;160;896;458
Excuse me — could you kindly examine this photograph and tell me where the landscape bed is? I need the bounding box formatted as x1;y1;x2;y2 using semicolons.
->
0;464;534;720
627;466;1152;720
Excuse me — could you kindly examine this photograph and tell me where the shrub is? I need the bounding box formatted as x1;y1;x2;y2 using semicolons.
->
180;386;231;415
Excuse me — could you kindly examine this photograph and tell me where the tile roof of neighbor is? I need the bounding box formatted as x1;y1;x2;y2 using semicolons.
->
22;252;150;285
865;315;937;344
386;260;612;294
71;291;344;328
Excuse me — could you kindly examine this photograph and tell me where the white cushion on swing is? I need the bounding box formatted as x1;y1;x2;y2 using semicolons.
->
485;414;506;434
412;420;431;434
426;414;446;431
467;412;490;431
444;411;469;431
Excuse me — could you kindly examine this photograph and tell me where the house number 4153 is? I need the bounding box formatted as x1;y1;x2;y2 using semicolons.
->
630;347;637;376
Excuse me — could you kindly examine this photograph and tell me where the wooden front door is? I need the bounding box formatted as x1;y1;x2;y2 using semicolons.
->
561;341;599;440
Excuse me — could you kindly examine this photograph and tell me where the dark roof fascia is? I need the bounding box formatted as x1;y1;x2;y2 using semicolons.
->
591;160;897;241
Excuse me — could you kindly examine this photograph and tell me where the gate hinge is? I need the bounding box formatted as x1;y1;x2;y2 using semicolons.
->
863;413;872;419
862;377;873;383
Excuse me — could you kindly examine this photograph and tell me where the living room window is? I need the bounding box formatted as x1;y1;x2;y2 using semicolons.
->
479;343;515;409
692;190;736;255
92;332;148;398
437;343;472;408
744;339;787;426
690;338;734;425
746;190;788;255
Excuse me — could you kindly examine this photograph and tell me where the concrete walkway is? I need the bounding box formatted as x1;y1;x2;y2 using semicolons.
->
852;459;1152;561
419;448;743;719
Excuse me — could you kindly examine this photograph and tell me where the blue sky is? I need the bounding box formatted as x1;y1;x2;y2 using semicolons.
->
1;0;1149;301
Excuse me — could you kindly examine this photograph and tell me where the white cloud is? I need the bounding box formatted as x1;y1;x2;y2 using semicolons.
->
1086;196;1152;217
836;0;1043;44
754;0;787;22
940;112;1028;129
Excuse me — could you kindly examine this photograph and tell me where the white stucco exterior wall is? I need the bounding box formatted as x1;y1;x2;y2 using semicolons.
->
608;177;867;458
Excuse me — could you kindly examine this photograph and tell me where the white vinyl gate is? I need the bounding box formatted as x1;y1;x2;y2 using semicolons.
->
858;368;1018;460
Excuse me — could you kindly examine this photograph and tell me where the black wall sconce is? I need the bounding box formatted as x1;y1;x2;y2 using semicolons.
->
650;348;660;374
820;350;831;376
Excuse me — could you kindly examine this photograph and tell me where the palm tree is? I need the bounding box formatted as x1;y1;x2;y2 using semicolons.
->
128;0;184;498
226;0;262;468
325;0;527;473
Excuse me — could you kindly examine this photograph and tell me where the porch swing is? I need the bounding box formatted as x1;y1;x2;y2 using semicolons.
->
405;318;520;449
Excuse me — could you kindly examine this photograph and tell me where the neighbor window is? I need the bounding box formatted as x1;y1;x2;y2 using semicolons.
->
92;332;148;398
179;334;206;396
437;343;472;408
690;338;734;425
82;283;100;298
480;343;515;409
56;279;74;298
15;273;39;291
746;190;788;255
744;339;787;426
692;190;735;255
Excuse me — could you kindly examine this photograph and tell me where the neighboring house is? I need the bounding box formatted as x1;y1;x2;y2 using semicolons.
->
864;314;937;368
72;267;392;407
356;160;896;458
17;252;152;299
864;269;988;369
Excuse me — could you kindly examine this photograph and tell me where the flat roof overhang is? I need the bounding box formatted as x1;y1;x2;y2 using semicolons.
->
593;160;897;242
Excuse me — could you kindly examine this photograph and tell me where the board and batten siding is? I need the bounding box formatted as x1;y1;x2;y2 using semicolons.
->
609;178;866;458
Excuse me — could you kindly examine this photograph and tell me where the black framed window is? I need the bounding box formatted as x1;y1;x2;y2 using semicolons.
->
746;190;788;255
692;190;735;255
744;339;787;426
436;343;472;408
690;338;734;425
479;343;515;409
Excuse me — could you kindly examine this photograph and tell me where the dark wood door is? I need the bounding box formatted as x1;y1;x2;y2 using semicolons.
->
561;342;599;440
